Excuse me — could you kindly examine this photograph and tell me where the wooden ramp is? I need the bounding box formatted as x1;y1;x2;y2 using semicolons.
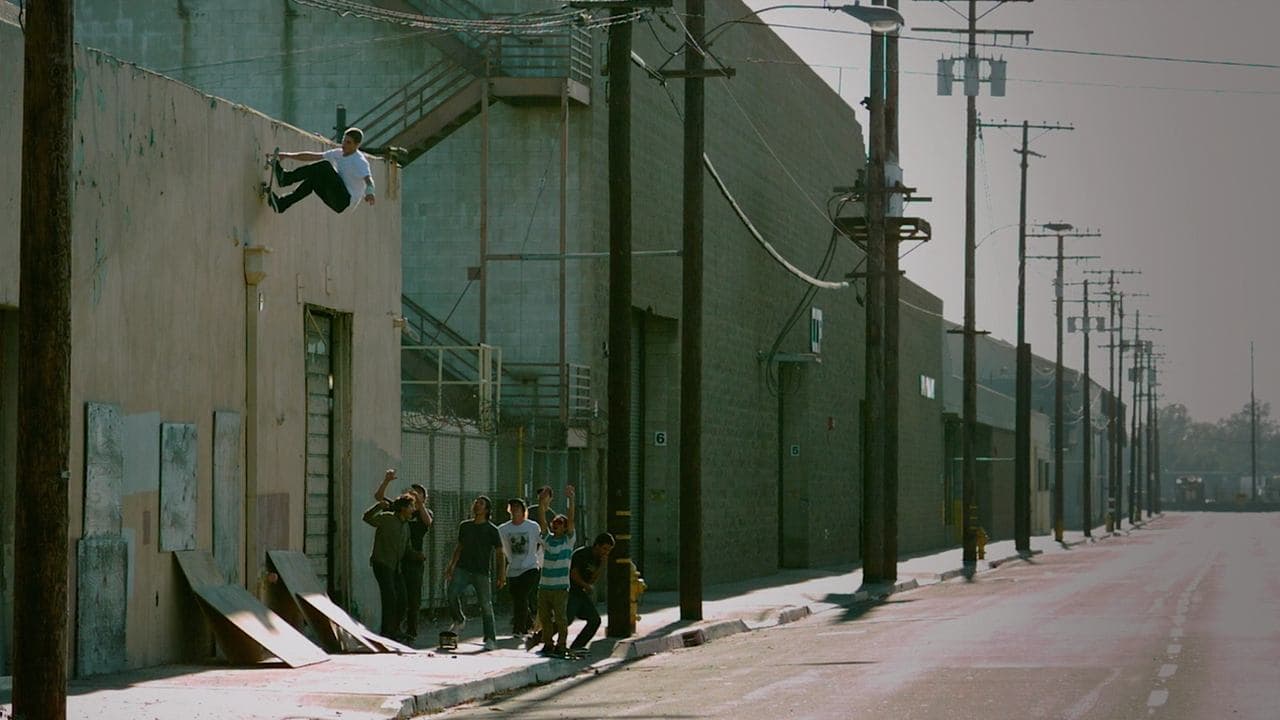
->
267;550;415;654
174;550;329;668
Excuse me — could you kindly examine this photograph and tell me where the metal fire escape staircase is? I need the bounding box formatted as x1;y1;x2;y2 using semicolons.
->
355;0;592;166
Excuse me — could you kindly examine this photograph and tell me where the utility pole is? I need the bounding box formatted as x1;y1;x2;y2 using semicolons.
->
1145;349;1166;514
1128;320;1148;524
1082;281;1093;535
605;6;635;638
1084;270;1140;533
883;0;902;586
1128;320;1142;524
978;119;1072;553
1153;375;1162;513
1064;281;1101;535
1027;225;1098;541
678;0;706;623
15;0;73;716
917;0;1032;566
1126;322;1161;522
861;5;888;583
1251;341;1258;504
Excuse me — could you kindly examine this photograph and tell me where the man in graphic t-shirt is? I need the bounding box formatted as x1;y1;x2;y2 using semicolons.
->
498;497;543;638
269;127;376;214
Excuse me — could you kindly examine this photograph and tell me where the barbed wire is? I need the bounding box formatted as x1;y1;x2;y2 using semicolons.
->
289;0;642;35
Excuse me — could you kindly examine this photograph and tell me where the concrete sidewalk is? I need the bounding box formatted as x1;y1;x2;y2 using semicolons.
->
0;522;1150;720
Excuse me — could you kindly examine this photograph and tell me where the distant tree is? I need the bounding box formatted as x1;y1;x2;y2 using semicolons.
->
1160;402;1280;478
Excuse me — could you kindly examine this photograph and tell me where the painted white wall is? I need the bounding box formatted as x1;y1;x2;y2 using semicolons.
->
0;14;402;669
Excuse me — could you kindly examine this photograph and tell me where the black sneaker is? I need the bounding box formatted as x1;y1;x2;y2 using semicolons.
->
267;192;282;213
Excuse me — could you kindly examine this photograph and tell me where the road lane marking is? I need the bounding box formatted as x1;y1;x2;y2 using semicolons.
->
1169;627;1183;638
1061;668;1122;720
1167;643;1181;656
1148;689;1169;707
1158;664;1177;679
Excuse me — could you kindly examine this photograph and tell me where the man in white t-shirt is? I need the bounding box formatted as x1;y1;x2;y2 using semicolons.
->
498;497;544;638
269;127;375;214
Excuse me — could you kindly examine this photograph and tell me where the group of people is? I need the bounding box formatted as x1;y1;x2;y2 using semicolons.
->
362;470;615;657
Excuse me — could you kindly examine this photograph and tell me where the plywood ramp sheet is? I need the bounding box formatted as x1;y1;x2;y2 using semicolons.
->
267;550;414;654
174;550;329;668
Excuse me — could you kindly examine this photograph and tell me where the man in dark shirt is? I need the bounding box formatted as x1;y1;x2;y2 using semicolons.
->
362;475;414;640
402;483;433;640
567;532;614;652
444;495;505;650
374;474;433;642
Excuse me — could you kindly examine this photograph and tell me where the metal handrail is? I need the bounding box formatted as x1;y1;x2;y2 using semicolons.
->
491;25;592;84
351;59;474;149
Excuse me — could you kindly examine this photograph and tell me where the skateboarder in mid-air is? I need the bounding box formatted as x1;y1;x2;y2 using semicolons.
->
268;127;375;214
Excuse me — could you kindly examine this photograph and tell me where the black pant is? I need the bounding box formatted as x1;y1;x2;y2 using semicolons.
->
401;557;425;637
567;591;601;650
276;160;350;213
507;568;540;635
371;559;405;639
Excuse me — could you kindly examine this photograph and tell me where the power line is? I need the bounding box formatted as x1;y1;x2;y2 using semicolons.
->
720;55;1280;97
728;19;1280;71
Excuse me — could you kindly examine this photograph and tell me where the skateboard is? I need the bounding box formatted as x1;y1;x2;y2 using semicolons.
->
259;147;279;206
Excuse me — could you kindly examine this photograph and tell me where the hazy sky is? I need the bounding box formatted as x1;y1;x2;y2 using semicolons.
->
735;0;1280;423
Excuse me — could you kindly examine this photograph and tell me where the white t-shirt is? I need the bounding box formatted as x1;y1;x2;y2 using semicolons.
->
498;519;544;577
322;147;372;210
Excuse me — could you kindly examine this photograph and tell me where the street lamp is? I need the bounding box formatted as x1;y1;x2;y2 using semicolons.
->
836;2;905;34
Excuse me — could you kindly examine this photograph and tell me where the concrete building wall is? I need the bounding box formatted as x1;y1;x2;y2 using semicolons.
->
897;282;947;554
0;17;401;670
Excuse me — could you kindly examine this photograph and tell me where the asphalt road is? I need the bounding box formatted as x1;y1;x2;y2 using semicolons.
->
437;512;1280;720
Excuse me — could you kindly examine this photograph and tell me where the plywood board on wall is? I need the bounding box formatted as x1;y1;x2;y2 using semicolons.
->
76;535;127;676
84;402;123;535
174;550;328;668
160;422;197;552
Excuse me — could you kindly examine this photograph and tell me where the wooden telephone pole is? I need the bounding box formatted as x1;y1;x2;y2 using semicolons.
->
1027;224;1099;541
15;0;74;716
917;0;1032;565
977;118;1072;552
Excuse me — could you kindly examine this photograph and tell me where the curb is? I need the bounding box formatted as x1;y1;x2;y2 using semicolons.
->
775;605;812;625
405;616;761;715
614;618;750;660
932;549;1045;579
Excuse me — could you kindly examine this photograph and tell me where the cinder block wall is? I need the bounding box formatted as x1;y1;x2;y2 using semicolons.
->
898;281;947;554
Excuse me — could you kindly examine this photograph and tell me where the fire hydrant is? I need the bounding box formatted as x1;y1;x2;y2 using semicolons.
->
629;561;647;624
975;527;988;560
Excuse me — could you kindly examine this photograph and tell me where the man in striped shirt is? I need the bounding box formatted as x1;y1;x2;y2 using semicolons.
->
532;484;576;656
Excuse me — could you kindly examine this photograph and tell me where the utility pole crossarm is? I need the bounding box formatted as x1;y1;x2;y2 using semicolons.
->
979;121;1074;131
1026;231;1102;239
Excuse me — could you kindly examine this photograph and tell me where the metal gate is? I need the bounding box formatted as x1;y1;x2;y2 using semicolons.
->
400;425;496;614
